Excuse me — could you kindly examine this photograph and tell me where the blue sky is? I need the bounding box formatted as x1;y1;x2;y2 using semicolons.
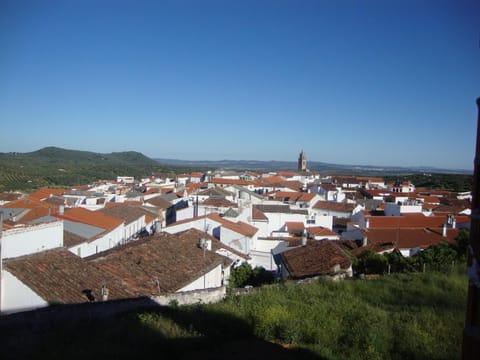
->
1;0;479;170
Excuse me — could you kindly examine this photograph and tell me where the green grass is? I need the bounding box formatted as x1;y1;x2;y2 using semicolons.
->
205;266;468;359
1;267;468;360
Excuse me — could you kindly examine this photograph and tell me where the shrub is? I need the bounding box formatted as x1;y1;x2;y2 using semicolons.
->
229;263;274;288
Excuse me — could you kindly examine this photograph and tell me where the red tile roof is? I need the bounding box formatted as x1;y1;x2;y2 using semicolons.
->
285;221;305;233
4;248;134;303
252;207;268;221
364;227;458;250
366;213;469;229
60;207;124;231
210;178;255;186
207;213;258;237
276;171;301;177
271;191;316;202
262;176;285;184
2;197;59;222
0;192;23;202
281;241;352;279
201;198;238;208
313;201;356;213
4;229;234;305
29;188;67;201
90;229;231;294
307;226;338;238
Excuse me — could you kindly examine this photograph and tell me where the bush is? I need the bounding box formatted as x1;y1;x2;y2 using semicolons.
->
229;263;274;288
354;250;389;275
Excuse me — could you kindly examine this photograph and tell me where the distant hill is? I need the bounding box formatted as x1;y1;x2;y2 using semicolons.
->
0;147;182;191
154;158;472;176
0;147;472;192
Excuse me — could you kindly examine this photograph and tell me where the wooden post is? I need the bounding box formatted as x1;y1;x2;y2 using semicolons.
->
462;97;480;359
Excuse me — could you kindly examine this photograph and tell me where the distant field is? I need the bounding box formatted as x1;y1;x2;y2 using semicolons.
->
0;147;199;191
0;147;472;192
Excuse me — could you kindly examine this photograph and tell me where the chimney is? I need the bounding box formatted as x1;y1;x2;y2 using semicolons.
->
442;223;447;237
101;284;109;301
365;217;370;229
199;238;211;251
447;214;456;229
301;229;307;246
362;235;368;247
59;205;64;215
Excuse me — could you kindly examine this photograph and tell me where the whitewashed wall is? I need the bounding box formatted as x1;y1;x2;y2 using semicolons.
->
124;216;145;240
67;224;124;258
2;221;63;259
177;263;225;292
175;206;195;222
1;270;48;313
219;227;252;255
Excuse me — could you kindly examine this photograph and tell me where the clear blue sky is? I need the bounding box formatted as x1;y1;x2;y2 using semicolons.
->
1;0;479;170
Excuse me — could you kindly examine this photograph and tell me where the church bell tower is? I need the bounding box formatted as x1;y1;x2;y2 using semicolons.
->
298;150;307;172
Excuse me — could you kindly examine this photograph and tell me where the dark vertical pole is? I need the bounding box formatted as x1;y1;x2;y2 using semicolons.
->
0;213;3;313
463;97;480;359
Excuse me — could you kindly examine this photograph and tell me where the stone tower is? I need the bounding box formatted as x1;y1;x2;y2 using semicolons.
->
298;150;307;172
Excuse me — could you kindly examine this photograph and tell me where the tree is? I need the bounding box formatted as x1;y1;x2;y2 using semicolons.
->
455;229;470;261
354;250;388;275
229;263;274;288
229;263;252;288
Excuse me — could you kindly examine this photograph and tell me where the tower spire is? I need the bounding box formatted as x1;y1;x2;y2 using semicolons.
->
298;149;307;172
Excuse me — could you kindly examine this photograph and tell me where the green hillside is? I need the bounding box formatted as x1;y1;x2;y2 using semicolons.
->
0;147;181;191
2;267;467;360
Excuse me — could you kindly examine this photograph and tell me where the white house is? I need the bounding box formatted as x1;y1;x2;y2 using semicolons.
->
0;217;64;259
384;199;423;216
312;201;356;219
56;207;125;258
2;229;232;314
207;213;259;256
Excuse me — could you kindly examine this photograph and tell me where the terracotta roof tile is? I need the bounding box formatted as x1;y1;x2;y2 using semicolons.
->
207;213;258;237
313;201;356;213
145;196;173;209
89;229;231;294
272;191;316;202
29;188;67;201
4;249;134;304
252;207;268;221
262;176;285;184
254;204;308;215
281;241;352;279
211;178;262;187
5;229;233;305
60;207;124;231
201;197;238;208
285;221;305;233
98;205;149;225
0;192;23;202
307;226;338;238
366;213;469;229
364;227;458;250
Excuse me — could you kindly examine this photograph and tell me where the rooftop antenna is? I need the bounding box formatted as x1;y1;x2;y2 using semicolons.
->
462;97;480;359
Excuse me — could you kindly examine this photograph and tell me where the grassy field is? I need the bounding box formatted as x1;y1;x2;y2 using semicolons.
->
3;266;467;360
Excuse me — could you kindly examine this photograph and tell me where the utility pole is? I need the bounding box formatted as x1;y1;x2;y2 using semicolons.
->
462;97;480;359
0;213;3;314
